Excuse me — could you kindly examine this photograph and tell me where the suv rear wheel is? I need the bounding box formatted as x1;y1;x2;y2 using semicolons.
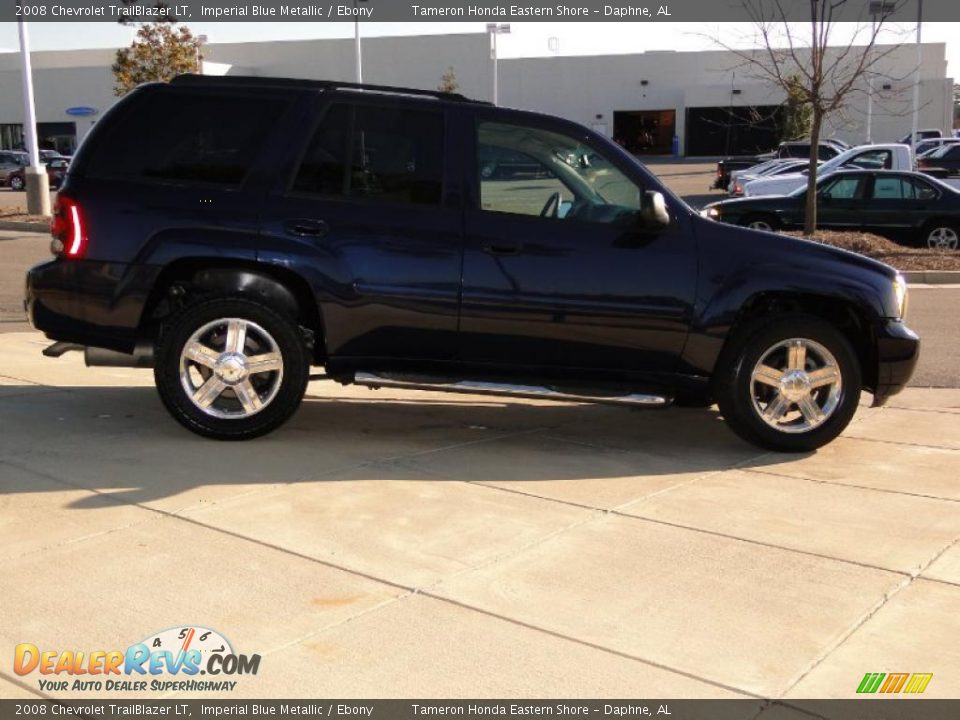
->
714;315;861;452
154;297;310;440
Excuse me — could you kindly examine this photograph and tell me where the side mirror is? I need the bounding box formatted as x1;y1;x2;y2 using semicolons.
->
640;190;671;229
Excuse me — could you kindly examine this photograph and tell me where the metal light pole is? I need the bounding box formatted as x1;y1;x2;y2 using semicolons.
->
353;0;369;83
866;0;896;144
487;23;510;106
909;0;923;150
17;17;50;217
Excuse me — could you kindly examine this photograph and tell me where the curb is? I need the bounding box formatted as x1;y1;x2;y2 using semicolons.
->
901;270;960;284
0;220;48;232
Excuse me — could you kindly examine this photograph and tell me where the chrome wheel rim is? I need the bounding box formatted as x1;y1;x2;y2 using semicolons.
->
748;219;773;231
750;338;842;434
927;226;958;250
10;177;23;190
179;318;284;420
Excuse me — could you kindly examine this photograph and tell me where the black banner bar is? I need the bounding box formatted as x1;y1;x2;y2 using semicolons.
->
2;700;960;720
6;0;960;23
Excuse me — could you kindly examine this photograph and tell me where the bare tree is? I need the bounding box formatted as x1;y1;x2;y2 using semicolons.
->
713;1;907;235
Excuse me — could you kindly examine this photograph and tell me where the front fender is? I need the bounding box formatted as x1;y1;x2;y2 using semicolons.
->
681;218;897;377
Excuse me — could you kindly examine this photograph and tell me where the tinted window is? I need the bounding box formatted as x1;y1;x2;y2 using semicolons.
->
781;144;810;158
293;103;443;206
820;176;863;199
86;90;287;186
477;121;642;224
844;149;891;170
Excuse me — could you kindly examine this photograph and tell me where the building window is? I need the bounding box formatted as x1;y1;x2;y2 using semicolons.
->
0;124;24;151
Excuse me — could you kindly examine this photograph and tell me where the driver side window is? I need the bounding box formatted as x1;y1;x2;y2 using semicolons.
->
479;145;570;217
477;120;642;224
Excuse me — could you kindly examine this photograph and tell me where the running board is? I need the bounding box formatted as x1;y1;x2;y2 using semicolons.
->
352;373;671;408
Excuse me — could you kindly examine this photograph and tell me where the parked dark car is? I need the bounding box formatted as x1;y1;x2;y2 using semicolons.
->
25;76;919;451
702;169;960;249
917;143;960;175
7;158;69;191
0;150;28;186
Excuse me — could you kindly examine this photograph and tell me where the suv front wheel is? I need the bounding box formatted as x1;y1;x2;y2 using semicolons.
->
714;315;861;452
154;297;310;440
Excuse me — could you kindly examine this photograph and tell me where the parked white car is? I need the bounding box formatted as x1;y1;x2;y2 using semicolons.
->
727;159;811;195
742;144;912;197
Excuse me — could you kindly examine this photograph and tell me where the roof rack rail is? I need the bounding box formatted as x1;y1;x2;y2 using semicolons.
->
170;74;489;104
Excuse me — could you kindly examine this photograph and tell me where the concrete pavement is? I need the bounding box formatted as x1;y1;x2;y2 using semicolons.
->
1;332;958;700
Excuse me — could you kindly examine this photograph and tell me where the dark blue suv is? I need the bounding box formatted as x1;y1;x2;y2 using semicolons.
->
25;75;919;451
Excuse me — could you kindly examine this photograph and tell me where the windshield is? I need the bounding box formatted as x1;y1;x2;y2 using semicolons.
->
926;143;957;159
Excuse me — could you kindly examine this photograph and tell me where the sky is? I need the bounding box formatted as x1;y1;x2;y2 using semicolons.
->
0;21;958;78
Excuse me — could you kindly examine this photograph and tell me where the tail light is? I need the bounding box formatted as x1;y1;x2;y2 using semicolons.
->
917;158;929;168
716;165;723;177
50;196;87;258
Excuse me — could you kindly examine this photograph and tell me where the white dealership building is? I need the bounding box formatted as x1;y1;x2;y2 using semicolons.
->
0;31;953;156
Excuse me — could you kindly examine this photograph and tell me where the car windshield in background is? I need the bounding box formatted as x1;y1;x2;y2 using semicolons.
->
926;143;957;159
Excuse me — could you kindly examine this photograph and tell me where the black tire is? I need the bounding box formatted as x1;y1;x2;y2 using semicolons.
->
154;297;310;440
741;214;780;232
713;315;861;452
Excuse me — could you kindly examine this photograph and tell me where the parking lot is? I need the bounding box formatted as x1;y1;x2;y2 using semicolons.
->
1;163;959;702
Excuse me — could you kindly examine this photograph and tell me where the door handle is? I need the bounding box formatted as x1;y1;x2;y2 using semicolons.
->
284;219;329;238
481;241;522;256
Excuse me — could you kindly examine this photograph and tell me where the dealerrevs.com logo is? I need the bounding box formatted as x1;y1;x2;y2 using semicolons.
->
14;626;261;693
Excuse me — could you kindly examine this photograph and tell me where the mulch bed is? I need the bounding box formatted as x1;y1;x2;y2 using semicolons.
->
784;230;960;271
0;208;50;224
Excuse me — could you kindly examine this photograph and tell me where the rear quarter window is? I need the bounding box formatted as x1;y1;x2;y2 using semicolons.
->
83;89;288;187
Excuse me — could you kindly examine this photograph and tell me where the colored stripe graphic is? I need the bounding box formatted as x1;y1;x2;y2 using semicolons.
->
880;673;909;693
904;673;933;694
857;673;885;693
857;672;932;694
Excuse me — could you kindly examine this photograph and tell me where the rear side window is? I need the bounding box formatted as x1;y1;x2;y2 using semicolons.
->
84;90;287;186
293;103;444;206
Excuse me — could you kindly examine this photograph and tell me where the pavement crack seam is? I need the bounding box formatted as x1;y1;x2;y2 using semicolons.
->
842;434;960;452
609;511;909;578
0;669;53;700
417;592;762;700
775;534;960;699
742;467;960;504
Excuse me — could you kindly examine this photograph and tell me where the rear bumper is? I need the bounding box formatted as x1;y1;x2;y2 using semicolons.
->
871;319;920;406
25;258;154;353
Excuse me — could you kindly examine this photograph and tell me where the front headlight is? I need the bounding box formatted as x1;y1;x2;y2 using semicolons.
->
700;207;721;220
893;274;908;320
